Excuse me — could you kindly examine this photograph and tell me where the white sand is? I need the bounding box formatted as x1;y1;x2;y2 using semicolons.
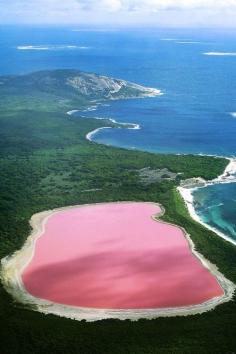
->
85;119;141;141
1;202;235;322
67;110;141;142
178;157;236;246
86;127;112;141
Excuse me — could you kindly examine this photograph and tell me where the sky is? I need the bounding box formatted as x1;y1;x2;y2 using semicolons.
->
0;0;236;27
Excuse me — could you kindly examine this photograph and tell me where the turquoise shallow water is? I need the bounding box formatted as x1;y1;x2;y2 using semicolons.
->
192;183;236;242
0;26;236;242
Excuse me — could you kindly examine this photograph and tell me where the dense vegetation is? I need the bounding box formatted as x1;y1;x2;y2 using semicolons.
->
0;70;235;354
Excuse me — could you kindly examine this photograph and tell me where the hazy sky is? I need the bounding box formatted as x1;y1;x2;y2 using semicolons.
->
1;0;236;27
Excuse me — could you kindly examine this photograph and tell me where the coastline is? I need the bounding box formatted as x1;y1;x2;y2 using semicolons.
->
67;109;141;142
86;127;112;142
178;157;236;246
74;104;236;246
85;120;140;142
1;202;235;322
67;85;163;119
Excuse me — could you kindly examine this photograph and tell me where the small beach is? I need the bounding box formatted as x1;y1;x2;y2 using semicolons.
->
178;157;236;246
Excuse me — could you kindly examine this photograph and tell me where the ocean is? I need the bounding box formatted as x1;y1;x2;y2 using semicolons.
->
0;25;236;242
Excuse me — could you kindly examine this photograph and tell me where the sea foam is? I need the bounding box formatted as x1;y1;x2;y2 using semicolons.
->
17;45;90;51
204;52;236;56
177;41;205;44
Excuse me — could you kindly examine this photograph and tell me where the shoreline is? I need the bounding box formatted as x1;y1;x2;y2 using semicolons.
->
71;104;236;246
1;202;235;322
86;120;140;142
67;108;141;142
178;157;236;246
86;126;112;142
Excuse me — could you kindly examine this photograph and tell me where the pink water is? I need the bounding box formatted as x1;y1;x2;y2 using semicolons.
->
22;202;223;309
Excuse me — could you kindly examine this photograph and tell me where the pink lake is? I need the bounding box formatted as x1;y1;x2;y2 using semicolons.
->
22;202;223;309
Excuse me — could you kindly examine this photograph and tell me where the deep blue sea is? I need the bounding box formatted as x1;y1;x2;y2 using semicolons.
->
0;26;236;242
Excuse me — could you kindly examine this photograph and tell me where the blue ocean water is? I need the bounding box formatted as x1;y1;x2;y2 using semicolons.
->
0;26;236;242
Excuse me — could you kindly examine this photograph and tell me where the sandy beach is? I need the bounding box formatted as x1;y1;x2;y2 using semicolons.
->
178;157;236;246
1;202;234;322
67;109;141;142
85;121;140;142
86;126;112;141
